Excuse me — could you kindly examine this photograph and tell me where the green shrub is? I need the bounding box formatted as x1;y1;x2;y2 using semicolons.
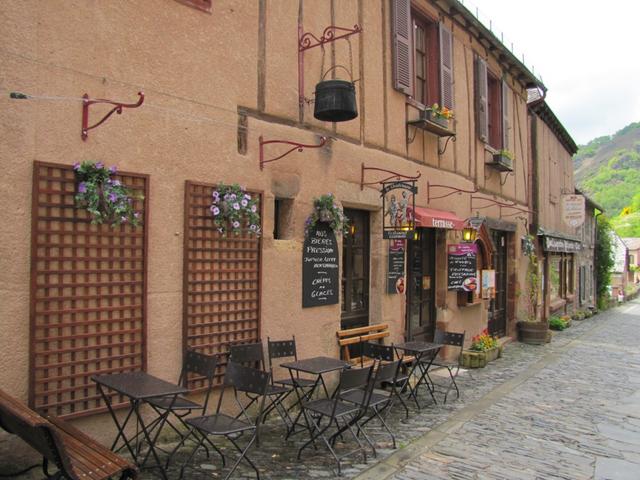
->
549;316;567;331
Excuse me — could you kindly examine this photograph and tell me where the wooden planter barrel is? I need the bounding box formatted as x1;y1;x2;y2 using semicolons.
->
517;321;549;345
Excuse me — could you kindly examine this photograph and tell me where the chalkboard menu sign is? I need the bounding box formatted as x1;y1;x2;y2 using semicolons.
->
387;240;405;294
302;223;339;308
447;243;478;291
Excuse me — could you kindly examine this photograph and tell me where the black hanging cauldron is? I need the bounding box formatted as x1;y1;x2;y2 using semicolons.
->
313;66;358;122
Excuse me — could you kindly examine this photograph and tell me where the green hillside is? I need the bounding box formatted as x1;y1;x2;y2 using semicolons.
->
574;122;640;236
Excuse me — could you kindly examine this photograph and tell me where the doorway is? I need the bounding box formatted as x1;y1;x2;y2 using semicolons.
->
406;229;436;341
341;209;370;329
489;230;508;336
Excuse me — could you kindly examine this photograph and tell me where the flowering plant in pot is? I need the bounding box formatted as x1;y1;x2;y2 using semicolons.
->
73;161;142;227
461;328;501;368
304;193;350;237
469;329;498;352
425;103;454;127
210;183;261;236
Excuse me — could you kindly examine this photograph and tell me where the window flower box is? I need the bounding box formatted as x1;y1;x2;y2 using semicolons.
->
488;150;514;172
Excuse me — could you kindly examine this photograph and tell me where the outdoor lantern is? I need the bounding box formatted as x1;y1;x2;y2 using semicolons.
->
462;223;478;243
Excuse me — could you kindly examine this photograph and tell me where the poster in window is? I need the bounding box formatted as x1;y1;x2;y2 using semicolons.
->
482;269;496;299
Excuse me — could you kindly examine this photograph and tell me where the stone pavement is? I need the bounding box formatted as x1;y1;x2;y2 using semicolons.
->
4;300;639;479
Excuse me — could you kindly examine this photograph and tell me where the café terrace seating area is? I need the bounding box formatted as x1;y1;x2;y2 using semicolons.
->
0;329;469;480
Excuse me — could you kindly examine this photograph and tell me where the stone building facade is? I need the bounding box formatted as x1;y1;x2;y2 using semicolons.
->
0;0;586;443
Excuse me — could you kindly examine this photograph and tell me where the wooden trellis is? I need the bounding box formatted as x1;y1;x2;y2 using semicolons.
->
29;161;148;418
183;181;262;390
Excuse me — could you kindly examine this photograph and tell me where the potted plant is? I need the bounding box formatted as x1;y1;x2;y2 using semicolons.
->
460;329;502;368
491;149;514;171
73;161;143;227
517;234;549;344
424;103;454;128
210;183;261;236
305;194;350;237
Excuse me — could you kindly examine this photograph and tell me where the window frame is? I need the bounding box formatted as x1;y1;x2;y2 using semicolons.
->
411;10;440;108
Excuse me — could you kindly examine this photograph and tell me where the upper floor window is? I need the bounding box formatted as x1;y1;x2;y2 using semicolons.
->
476;57;510;151
391;0;453;110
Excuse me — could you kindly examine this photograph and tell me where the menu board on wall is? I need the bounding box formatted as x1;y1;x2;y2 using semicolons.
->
386;240;406;294
302;223;339;308
447;243;478;291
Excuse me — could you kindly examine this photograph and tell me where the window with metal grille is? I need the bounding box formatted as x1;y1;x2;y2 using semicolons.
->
29;161;148;418
183;181;262;390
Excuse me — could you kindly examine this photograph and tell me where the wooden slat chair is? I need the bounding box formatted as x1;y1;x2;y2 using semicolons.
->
336;324;390;368
0;389;137;480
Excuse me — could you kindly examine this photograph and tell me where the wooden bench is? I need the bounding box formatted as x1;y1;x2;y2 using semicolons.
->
0;389;137;480
336;323;391;367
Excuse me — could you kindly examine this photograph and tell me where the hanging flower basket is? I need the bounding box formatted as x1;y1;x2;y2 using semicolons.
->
305;194;349;237
73;161;143;227
210;183;261;237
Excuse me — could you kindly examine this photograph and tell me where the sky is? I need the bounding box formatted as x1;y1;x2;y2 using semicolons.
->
469;0;640;145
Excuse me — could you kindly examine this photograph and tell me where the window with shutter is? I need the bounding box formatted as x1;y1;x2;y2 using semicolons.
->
392;0;413;95
475;57;489;142
502;80;510;150
439;24;453;110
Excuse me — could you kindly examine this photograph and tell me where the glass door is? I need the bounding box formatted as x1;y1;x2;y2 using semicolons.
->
406;229;436;341
489;230;508;336
341;209;370;329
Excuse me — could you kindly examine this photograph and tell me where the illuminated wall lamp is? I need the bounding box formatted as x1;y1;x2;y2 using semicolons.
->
462;224;478;243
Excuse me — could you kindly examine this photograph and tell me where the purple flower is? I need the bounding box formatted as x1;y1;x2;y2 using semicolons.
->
212;191;220;200
109;165;117;174
120;216;128;223
244;194;251;200
232;221;240;228
249;224;257;231
78;182;87;193
230;193;237;200
251;205;257;213
134;212;140;218
73;162;81;171
211;206;220;216
217;228;224;233
112;180;121;187
241;199;248;207
96;162;104;169
233;203;240;210
224;193;231;200
108;192;118;203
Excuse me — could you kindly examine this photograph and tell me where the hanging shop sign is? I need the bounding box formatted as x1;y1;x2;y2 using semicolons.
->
542;235;582;253
381;180;417;239
447;243;478;291
386;239;406;294
562;194;586;227
302;223;339;308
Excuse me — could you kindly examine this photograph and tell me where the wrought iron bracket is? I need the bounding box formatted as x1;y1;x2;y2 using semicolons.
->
438;135;456;155
427;182;478;202
298;24;362;108
81;91;144;140
471;195;533;215
259;135;327;170
360;163;421;190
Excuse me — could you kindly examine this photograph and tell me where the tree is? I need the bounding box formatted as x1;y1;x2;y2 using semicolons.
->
595;216;615;309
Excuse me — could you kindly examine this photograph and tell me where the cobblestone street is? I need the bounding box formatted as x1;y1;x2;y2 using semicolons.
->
5;300;639;480
358;299;640;480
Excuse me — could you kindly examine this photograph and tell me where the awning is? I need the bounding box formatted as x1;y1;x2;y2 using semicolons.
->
410;206;465;230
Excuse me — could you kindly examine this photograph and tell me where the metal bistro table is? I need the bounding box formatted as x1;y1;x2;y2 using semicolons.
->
93;371;188;479
280;356;350;438
394;341;442;408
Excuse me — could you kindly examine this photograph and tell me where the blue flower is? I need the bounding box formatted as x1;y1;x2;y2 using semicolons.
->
73;162;81;171
78;182;87;193
96;162;104;169
109;165;117;174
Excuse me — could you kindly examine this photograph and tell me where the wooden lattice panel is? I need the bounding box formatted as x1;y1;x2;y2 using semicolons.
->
29;161;148;418
183;181;262;390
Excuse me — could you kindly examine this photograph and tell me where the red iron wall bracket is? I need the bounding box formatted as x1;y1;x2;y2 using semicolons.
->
360;163;421;190
298;24;362;108
82;91;144;140
259;135;327;170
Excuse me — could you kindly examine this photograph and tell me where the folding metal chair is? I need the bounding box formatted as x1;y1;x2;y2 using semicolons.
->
146;349;222;465
361;342;410;418
228;342;292;433
297;365;374;475
180;361;271;480
430;330;466;403
341;358;403;454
